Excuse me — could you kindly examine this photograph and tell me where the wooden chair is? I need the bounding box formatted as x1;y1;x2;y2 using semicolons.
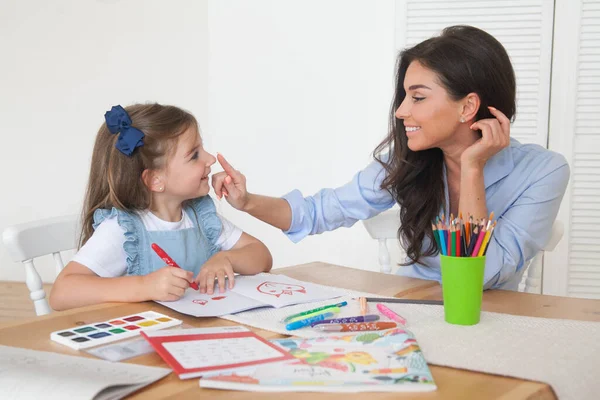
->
2;215;79;316
362;210;564;293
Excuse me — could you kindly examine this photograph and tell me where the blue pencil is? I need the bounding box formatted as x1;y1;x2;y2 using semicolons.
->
440;229;447;255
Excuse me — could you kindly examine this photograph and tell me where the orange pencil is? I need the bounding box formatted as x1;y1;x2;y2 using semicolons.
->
456;223;461;257
466;214;472;244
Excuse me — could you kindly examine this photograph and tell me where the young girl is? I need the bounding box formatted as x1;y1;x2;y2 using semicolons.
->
49;103;272;311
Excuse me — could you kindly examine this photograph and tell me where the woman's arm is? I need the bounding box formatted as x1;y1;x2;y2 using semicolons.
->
212;153;396;243
244;194;292;231
483;161;570;289
459;107;510;220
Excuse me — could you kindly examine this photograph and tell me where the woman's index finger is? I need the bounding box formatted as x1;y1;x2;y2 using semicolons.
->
217;153;237;176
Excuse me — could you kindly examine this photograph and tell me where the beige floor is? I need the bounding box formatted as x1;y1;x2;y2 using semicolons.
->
0;281;52;324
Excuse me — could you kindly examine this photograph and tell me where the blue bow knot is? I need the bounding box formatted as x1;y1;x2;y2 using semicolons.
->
104;105;145;156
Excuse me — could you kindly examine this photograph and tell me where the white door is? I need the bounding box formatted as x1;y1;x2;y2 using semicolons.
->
545;0;600;298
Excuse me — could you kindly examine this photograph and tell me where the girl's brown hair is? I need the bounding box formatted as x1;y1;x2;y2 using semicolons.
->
374;25;516;265
79;103;198;247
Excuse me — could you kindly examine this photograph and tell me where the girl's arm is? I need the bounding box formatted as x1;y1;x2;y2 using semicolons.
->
195;232;272;294
49;261;192;311
49;262;146;311
223;232;273;275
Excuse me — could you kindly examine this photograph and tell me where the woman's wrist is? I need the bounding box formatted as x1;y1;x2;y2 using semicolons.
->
461;161;485;179
241;192;255;213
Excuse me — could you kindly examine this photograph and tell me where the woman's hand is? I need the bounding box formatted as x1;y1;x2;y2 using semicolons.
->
461;106;511;171
211;154;250;211
141;266;192;301
194;253;236;295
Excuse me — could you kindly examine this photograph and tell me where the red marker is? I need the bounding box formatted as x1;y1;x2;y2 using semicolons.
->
151;243;198;290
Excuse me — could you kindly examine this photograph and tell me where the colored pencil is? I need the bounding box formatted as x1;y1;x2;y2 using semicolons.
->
471;226;487;257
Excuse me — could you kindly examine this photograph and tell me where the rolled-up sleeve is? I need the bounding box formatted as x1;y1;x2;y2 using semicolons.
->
282;159;396;243
484;159;570;289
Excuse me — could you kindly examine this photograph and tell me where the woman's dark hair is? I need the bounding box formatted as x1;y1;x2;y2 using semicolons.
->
374;25;516;265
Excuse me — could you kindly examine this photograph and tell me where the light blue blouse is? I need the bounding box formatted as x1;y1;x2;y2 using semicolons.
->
282;139;570;290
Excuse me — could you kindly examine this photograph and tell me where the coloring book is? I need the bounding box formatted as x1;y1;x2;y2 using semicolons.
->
157;274;342;317
199;327;436;392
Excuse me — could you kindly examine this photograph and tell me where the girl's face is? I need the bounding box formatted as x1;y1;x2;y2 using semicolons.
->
162;126;216;201
394;61;464;152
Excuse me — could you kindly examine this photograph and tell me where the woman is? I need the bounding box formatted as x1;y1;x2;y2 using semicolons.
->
211;25;570;290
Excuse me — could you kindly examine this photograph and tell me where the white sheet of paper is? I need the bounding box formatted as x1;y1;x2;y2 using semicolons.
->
163;336;283;369
0;345;170;400
157;287;266;317
231;274;341;308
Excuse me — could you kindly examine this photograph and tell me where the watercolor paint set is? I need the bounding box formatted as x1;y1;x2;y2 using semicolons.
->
50;311;182;350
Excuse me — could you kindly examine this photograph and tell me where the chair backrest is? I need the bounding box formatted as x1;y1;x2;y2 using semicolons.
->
362;208;400;273
520;220;565;293
2;214;80;316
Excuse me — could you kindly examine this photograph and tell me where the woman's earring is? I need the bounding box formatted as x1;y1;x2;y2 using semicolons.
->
159;187;164;192
459;117;466;123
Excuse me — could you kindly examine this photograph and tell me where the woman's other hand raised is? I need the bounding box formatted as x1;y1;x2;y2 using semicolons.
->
461;106;511;171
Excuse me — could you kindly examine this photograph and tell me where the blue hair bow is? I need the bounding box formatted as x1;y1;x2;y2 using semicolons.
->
104;105;145;156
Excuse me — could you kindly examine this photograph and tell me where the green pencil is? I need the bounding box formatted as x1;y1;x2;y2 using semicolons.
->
282;301;347;323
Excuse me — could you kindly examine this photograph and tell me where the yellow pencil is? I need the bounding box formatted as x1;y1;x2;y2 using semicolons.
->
478;226;493;257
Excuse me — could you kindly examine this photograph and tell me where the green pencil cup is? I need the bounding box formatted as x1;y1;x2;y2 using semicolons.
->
440;255;486;326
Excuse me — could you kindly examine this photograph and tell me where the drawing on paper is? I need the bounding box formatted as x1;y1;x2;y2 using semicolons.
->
256;282;307;297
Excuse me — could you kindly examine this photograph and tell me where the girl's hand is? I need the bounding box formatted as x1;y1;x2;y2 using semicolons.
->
142;266;193;301
211;154;250;211
461;106;511;171
194;253;236;295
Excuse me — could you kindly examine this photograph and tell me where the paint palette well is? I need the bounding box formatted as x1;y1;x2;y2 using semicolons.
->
50;311;182;350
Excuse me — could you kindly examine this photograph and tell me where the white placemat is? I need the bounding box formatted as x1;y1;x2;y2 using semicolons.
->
221;280;600;400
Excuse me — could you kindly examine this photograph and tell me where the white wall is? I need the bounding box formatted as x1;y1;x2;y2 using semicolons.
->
0;0;210;282
0;0;401;282
206;0;399;272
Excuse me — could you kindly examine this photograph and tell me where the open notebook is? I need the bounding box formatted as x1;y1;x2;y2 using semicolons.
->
200;327;436;392
0;345;170;400
157;273;342;317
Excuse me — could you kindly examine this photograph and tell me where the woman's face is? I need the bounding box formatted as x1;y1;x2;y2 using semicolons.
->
395;61;464;152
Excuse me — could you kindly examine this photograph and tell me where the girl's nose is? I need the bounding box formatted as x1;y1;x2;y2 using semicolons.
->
206;152;216;166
